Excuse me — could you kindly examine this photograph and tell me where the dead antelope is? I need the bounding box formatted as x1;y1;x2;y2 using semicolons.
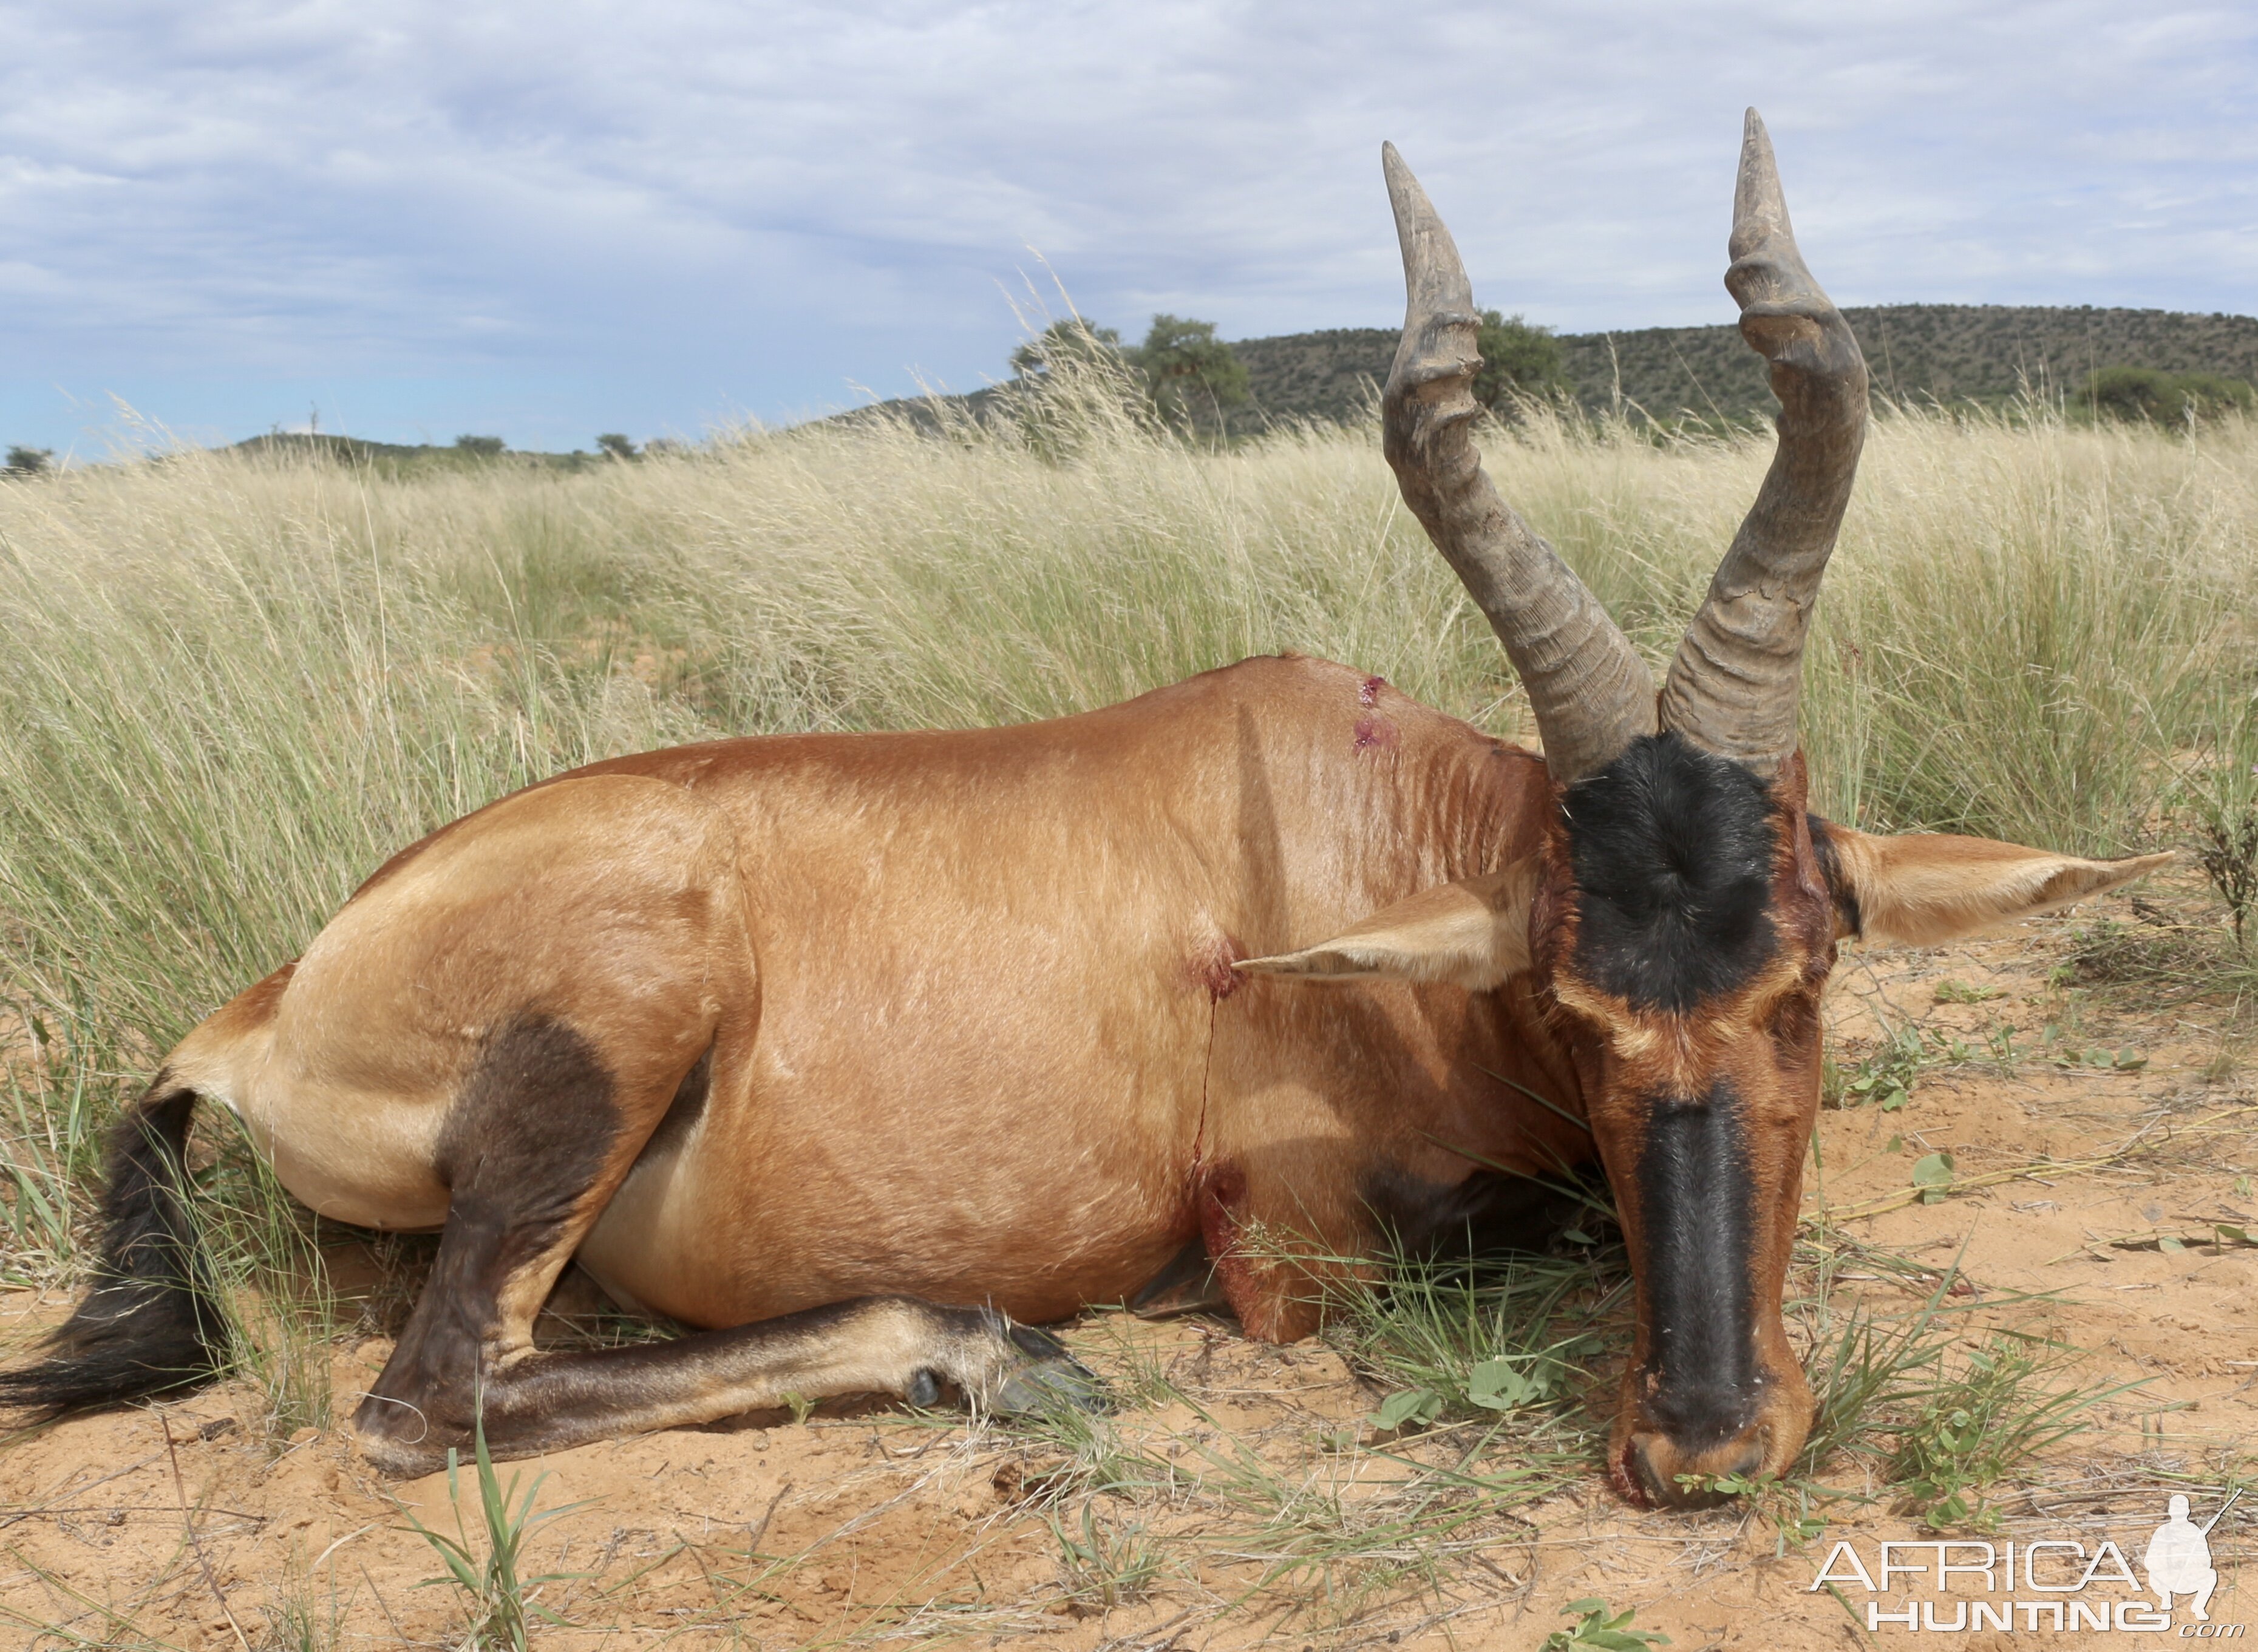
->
4;112;2164;1507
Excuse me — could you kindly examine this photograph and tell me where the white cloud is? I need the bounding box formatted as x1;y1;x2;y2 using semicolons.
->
0;0;2252;449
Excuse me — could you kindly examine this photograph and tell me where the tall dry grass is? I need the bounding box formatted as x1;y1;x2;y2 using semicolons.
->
0;372;2252;1305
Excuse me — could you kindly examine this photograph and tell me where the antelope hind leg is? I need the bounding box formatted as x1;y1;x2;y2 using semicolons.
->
354;1022;1097;1475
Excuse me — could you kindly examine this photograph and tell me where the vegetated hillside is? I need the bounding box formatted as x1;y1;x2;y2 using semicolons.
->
1223;305;2258;427
229;432;612;473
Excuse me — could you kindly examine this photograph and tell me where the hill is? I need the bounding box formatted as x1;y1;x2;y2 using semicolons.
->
1221;305;2258;429
228;432;611;472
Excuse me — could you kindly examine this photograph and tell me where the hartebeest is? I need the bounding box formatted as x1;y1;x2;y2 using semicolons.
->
5;112;2165;1507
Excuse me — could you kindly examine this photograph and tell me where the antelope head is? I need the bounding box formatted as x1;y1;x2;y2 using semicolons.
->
1246;112;2168;1507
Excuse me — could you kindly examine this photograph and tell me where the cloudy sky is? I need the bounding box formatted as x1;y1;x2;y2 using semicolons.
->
3;2;2253;455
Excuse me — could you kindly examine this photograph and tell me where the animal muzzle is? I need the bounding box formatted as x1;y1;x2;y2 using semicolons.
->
1611;1361;1813;1509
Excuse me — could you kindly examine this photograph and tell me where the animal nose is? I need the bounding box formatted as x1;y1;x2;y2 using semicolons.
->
1622;1429;1768;1510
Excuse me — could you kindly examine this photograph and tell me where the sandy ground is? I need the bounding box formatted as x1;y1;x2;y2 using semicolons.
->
1;877;2252;1651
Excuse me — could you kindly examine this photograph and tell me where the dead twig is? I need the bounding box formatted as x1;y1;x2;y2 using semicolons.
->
160;1411;250;1652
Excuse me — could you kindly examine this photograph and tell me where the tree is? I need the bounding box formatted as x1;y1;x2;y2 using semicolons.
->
1472;311;1568;410
1139;314;1248;428
4;446;53;478
596;433;638;460
1010;318;1124;379
454;435;506;457
2083;366;2254;425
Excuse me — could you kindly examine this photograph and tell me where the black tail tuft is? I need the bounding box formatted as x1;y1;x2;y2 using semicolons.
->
0;1079;229;1416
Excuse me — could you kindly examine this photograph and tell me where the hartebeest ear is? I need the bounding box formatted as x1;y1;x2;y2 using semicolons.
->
1237;858;1539;990
1814;821;2173;948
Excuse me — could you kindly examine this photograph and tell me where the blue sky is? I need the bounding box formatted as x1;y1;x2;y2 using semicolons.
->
3;1;2253;456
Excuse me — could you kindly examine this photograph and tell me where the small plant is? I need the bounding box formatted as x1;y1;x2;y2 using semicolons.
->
1885;1335;2107;1532
404;1406;584;1651
1825;1024;1925;1111
1931;978;2001;1004
1369;1350;1563;1433
1670;1467;1829;1542
2173;693;2258;957
2039;1021;2146;1070
2197;813;2258;954
1051;1498;1162;1610
1542;1596;1670;1650
261;1557;345;1652
1337;1229;1613;1438
1909;1151;1955;1205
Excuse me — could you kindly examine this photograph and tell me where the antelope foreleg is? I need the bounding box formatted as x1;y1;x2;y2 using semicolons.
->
359;1296;1093;1475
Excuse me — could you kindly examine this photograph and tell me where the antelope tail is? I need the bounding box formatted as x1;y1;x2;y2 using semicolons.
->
0;1079;229;1416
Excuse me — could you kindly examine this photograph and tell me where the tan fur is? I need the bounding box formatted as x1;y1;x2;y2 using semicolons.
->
146;656;2168;1483
1826;828;2173;948
1236;857;1538;988
167;657;1573;1348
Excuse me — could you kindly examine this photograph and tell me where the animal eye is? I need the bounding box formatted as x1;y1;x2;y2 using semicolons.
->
1769;990;1818;1044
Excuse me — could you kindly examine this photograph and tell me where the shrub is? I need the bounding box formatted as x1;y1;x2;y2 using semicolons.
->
1474;310;1568;410
1138;314;1248;429
2083;365;2254;425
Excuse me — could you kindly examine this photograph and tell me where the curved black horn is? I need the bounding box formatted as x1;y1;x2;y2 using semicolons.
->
1657;110;1870;776
1380;143;1656;786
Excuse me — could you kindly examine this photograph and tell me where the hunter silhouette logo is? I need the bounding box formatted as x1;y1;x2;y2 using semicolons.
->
2148;1491;2237;1623
1809;1490;2243;1634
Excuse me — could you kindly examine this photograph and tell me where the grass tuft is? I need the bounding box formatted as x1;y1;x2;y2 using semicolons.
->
403;1404;585;1652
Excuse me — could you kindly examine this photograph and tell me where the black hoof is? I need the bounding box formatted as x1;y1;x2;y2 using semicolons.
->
995;1325;1109;1415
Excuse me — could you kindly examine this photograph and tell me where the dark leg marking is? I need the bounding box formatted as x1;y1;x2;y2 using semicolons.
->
361;1015;622;1421
1633;1081;1757;1449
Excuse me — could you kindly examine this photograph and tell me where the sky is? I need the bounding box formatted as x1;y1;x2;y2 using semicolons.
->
2;1;2254;457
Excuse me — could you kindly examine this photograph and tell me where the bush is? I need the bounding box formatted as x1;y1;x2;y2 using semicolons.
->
1474;311;1568;410
1139;314;1248;429
1010;319;1126;379
2083;366;2254;425
454;434;508;458
5;446;53;478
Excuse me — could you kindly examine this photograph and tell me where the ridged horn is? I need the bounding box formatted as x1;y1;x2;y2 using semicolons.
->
1380;142;1656;786
1658;109;1870;777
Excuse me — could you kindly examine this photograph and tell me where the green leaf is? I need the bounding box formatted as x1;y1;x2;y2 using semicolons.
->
2113;1049;2146;1069
1372;1387;1439;1430
2216;1223;2250;1245
2159;1235;2186;1253
1467;1357;1537;1410
1911;1152;1954;1204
